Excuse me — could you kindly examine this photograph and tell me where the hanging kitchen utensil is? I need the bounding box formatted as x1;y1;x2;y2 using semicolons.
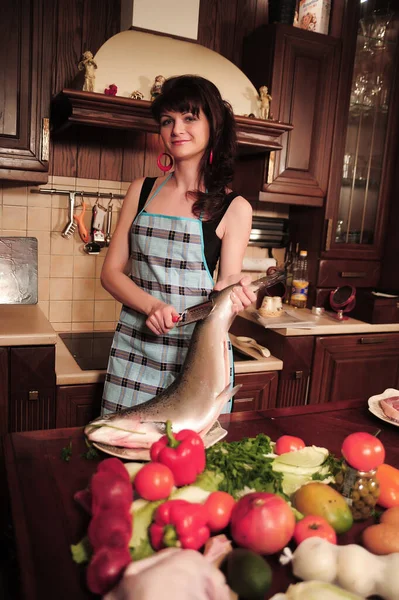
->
73;200;89;243
91;201;107;244
61;192;77;238
105;200;113;246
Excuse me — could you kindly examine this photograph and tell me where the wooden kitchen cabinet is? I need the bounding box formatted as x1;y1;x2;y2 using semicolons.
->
0;0;54;182
56;383;104;428
242;24;341;205
230;316;314;408
289;3;399;305
309;333;399;405
0;348;9;439
9;346;56;432
233;372;278;412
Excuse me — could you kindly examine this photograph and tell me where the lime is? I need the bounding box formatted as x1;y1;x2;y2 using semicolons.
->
222;548;272;600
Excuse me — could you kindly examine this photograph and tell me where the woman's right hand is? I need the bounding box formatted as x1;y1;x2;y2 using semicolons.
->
146;302;180;335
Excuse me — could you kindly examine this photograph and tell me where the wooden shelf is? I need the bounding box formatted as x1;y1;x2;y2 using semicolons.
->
51;89;293;155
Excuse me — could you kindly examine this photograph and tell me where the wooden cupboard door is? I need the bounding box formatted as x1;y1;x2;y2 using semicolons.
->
0;348;9;437
0;0;54;182
56;384;104;428
233;372;278;412
243;24;340;203
309;334;399;404
9;346;56;431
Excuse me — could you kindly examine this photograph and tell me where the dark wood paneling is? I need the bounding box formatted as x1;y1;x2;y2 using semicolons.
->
56;384;103;428
122;131;146;182
197;0;218;50
232;0;258;67
99;129;124;182
309;334;399;404
214;0;238;62
317;259;381;288
76;126;102;179
9;346;56;432
233;371;278;411
144;133;164;178
0;348;9;438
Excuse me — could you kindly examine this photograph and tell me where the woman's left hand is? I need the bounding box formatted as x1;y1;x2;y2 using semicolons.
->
214;275;257;314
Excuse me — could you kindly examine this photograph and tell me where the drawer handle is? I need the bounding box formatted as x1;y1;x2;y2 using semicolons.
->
28;390;39;401
360;337;387;344
340;272;367;278
295;371;303;380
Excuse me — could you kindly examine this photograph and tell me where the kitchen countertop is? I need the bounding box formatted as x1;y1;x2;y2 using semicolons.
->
240;306;399;336
0;304;57;346
55;334;284;386
5;399;399;600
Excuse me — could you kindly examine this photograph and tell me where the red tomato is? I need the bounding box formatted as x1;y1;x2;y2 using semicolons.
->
275;435;306;455
204;491;236;532
294;515;337;545
341;432;385;472
230;492;296;555
134;463;174;501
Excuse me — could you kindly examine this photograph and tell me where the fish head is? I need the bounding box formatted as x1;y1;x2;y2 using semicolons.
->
84;411;166;449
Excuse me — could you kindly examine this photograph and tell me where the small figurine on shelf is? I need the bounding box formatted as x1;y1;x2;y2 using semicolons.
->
130;90;144;100
150;75;166;101
104;84;118;96
258;86;272;120
78;51;97;93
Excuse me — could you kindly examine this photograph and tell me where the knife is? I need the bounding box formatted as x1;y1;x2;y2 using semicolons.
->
173;270;286;328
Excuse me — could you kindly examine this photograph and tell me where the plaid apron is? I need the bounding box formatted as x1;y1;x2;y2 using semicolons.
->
102;175;234;415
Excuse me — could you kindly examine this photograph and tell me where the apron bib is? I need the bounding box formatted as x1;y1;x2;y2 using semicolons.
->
102;175;234;415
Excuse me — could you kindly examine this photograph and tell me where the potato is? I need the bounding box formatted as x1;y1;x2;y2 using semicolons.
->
380;506;399;528
362;523;399;555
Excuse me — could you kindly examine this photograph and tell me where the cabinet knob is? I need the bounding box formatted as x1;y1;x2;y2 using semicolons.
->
295;371;303;380
28;390;39;401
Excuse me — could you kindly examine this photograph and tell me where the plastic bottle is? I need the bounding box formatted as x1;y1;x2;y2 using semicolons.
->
284;242;295;304
290;250;309;308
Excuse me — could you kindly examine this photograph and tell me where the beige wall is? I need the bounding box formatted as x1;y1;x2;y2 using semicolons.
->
0;177;287;332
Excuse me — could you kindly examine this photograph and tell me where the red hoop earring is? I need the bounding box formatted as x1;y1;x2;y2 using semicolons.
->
157;152;173;172
209;149;214;165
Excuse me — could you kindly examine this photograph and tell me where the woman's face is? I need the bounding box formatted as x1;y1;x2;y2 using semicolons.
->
159;108;210;162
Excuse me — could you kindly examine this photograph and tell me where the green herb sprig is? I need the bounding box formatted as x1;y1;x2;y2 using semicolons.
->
206;433;283;498
61;439;73;462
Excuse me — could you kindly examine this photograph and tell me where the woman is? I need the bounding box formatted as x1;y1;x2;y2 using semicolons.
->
101;75;256;415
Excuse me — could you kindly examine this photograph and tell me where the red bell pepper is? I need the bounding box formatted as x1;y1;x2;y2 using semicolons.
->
149;499;210;551
150;420;205;486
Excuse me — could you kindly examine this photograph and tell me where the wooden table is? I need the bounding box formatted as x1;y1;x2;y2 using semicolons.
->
4;400;399;600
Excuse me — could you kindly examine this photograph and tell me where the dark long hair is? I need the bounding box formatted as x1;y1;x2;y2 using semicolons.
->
151;75;237;221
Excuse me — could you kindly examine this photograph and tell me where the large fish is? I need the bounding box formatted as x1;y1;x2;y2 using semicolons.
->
85;270;284;455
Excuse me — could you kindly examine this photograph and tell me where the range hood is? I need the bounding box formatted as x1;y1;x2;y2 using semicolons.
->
52;30;292;154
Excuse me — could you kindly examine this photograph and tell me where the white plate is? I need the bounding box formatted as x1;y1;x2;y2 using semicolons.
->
368;388;399;427
92;420;228;461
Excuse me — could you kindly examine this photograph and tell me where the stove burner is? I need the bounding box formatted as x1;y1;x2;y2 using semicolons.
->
59;331;114;371
59;331;254;371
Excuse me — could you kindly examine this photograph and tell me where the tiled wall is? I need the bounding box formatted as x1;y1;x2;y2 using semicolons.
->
0;176;287;332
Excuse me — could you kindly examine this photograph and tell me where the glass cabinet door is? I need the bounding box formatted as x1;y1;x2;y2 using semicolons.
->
335;2;398;246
